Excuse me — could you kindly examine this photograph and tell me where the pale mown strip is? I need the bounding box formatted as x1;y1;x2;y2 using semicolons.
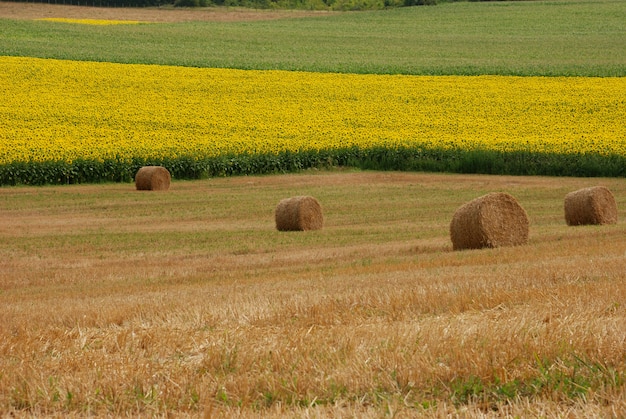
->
36;17;148;25
1;56;625;166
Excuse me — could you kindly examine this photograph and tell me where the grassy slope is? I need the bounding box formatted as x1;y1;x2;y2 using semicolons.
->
1;0;625;76
1;171;626;415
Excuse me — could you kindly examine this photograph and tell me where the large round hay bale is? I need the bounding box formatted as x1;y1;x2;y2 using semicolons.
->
450;192;529;251
275;196;323;231
135;166;171;191
564;186;617;226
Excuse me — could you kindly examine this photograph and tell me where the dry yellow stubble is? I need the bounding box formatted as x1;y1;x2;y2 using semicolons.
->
0;172;625;416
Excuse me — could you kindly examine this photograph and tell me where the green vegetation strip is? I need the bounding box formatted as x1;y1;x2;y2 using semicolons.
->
1;0;625;76
2;147;626;186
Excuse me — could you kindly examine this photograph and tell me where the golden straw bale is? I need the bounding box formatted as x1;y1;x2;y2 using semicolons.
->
134;166;171;191
564;186;617;226
450;192;529;251
275;196;323;231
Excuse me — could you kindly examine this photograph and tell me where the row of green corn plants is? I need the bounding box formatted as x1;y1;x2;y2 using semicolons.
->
1;56;624;185
2;148;626;186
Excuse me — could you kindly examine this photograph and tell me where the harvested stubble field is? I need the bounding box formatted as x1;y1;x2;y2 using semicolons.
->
1;171;626;416
0;1;329;22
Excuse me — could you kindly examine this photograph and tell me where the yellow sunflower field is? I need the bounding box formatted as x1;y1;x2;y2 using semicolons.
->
1;56;624;184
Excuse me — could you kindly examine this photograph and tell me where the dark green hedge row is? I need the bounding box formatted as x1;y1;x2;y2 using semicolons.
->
1;147;624;186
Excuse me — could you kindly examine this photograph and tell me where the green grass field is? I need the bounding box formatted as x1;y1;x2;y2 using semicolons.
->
2;0;625;76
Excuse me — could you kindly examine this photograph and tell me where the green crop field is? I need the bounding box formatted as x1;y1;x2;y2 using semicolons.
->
2;0;625;76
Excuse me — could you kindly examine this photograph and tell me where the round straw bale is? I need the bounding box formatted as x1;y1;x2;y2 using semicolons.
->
450;192;529;251
564;186;617;226
135;166;171;191
275;196;323;231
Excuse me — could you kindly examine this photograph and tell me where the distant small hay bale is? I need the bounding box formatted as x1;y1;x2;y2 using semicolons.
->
564;186;617;226
135;166;171;191
275;196;323;231
450;192;529;251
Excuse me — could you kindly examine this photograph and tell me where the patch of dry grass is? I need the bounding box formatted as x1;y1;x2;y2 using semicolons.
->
0;2;331;22
1;171;625;416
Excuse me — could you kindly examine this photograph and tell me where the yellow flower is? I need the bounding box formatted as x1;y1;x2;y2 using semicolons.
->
1;56;624;165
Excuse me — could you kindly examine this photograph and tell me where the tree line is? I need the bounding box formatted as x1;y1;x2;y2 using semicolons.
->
9;0;522;12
